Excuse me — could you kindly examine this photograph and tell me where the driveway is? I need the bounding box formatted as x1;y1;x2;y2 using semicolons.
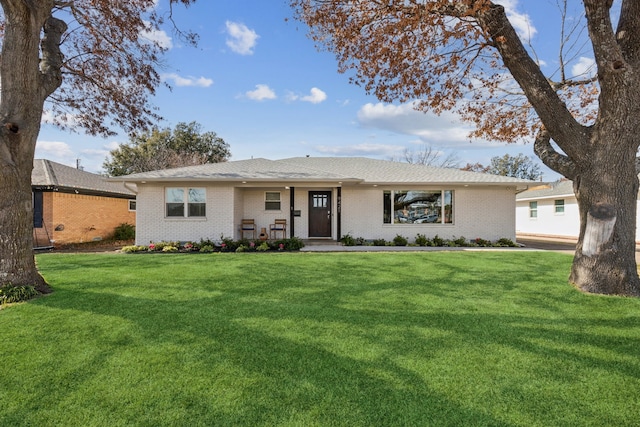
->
516;236;576;254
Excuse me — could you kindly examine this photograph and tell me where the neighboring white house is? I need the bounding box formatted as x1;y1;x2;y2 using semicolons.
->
111;157;535;245
516;180;579;239
517;179;640;241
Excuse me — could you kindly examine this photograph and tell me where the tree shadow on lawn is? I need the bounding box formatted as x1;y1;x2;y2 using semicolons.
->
26;253;640;426
17;290;514;426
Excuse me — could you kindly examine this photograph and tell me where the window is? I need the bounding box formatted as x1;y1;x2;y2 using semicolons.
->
166;188;206;217
265;191;281;210
383;190;453;224
529;201;538;218
128;200;137;211
33;191;43;228
312;193;328;208
554;199;565;214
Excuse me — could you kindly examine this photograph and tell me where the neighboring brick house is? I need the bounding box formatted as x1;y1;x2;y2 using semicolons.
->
32;159;136;248
110;157;535;245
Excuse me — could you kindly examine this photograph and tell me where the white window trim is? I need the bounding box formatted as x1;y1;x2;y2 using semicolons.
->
165;187;206;218
265;191;282;211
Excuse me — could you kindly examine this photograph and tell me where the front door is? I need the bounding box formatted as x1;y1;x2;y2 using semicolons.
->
309;191;332;238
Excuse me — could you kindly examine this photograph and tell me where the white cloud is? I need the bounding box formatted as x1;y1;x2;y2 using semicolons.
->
356;102;496;147
141;20;173;49
225;21;259;55
162;73;213;87
301;87;327;104
571;56;596;78
35;140;75;160
245;84;276;101
287;87;327;104
495;0;537;40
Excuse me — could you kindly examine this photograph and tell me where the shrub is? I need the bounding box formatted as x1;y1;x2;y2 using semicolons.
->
121;245;148;253
452;236;468;247
199;245;214;253
415;233;429;246
393;234;408;246
271;237;305;251
256;242;270;252
372;238;387;246
113;223;135;240
182;242;197;251
220;236;240;251
474;237;492;247
288;237;305;250
432;235;445;246
494;238;517;247
162;245;178;253
341;234;356;246
0;284;39;305
149;241;179;251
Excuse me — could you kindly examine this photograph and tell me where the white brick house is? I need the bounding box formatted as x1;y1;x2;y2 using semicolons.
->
110;157;534;245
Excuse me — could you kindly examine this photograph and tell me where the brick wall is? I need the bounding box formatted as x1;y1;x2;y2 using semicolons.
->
133;183;518;244
341;186;517;242
45;192;135;245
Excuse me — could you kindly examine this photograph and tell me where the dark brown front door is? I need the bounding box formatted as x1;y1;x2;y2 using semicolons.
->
309;191;332;237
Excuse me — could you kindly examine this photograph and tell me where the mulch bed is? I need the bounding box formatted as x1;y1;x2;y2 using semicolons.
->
40;240;134;253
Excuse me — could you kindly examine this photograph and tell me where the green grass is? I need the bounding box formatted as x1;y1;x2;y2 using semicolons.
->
1;251;640;426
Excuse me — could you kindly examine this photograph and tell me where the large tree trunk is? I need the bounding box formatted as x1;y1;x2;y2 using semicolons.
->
0;163;49;292
570;149;640;296
0;2;61;292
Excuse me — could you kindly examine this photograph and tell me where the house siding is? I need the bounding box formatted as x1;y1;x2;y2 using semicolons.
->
45;192;135;244
135;184;236;245
516;196;640;241
341;186;516;242
515;196;579;238
134;182;519;244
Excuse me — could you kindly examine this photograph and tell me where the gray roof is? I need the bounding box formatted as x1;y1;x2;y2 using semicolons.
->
516;179;574;200
33;159;134;197
110;157;535;187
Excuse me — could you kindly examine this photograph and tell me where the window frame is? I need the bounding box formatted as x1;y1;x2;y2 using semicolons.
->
265;191;281;211
529;201;538;218
383;189;453;225
128;200;137;211
165;187;206;218
554;199;565;215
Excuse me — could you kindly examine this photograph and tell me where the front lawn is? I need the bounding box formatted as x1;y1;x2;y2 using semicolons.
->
1;252;639;426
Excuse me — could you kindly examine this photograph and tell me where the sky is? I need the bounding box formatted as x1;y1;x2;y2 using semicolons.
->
35;0;597;180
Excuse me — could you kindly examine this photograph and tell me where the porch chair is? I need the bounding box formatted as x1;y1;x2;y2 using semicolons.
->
241;219;257;239
269;218;287;240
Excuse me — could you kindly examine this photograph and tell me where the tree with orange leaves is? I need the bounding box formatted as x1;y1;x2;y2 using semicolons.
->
291;0;640;296
0;0;196;292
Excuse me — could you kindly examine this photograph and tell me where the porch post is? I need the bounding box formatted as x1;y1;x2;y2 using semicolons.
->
337;187;341;240
289;187;295;238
